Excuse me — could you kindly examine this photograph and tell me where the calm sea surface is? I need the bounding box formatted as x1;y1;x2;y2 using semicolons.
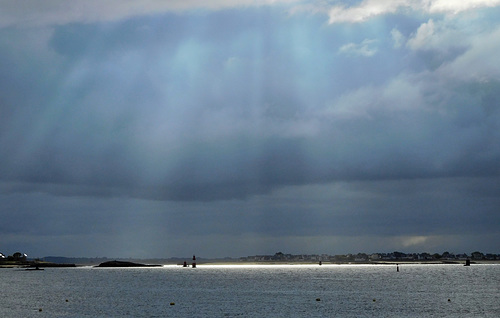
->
1;264;499;317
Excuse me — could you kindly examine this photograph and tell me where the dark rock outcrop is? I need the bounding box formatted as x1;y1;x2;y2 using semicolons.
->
96;260;161;267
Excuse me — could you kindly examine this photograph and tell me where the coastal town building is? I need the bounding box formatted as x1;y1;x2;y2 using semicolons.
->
0;252;28;262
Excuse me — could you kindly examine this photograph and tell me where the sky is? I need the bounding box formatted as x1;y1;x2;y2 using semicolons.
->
1;0;499;259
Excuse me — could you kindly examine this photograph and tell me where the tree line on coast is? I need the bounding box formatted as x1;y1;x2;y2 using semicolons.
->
240;251;500;263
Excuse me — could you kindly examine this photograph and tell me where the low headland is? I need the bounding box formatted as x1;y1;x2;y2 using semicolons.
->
0;252;76;268
0;260;76;268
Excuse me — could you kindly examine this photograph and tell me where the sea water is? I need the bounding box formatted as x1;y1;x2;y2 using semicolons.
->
0;264;499;317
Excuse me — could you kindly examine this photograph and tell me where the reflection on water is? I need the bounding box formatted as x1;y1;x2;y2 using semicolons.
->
1;264;499;317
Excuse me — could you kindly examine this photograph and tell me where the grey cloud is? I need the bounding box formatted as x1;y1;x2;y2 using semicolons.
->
0;0;300;28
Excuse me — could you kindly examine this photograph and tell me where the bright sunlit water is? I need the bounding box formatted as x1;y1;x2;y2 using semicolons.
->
1;264;499;317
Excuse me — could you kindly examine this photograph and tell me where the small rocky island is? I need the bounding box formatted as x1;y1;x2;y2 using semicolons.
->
96;260;162;267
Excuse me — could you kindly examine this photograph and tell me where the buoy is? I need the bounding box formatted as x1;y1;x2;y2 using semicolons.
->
397;264;399;272
65;299;69;302
192;255;196;268
448;299;451;302
38;308;42;312
373;299;376;302
170;302;175;306
316;298;321;301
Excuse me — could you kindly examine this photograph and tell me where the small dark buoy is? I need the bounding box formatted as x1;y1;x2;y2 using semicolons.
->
183;261;187;267
65;299;69;302
170;302;175;306
464;259;471;266
373;299;376;302
319;261;322;266
316;298;321;301
448;299;451;302
192;255;196;268
397;264;399;272
38;308;42;312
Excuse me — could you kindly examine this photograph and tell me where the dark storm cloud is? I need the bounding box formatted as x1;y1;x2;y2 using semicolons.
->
2;176;498;257
1;1;499;257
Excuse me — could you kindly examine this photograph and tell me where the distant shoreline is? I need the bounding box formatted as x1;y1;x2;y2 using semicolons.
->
2;260;500;268
197;260;500;266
